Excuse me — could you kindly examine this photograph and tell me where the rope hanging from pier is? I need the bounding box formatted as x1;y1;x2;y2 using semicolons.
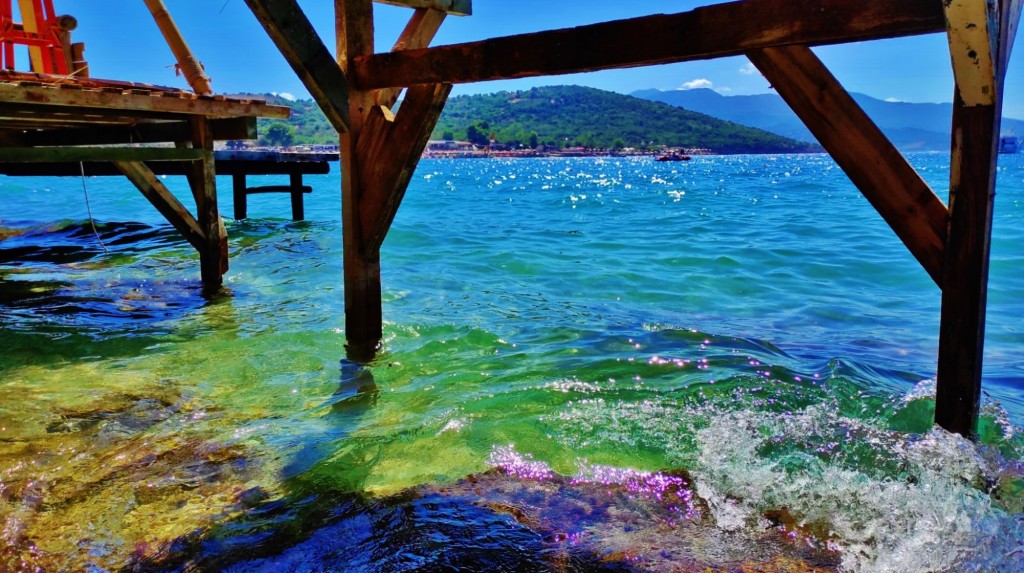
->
79;161;108;253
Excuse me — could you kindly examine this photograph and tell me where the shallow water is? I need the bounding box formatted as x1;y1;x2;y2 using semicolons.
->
1;154;1022;571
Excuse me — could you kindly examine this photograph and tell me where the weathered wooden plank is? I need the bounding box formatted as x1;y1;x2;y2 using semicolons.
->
244;0;351;133
8;117;256;146
944;0;998;106
0;82;290;119
374;0;470;16
351;0;946;89
377;8;447;109
113;159;207;252
357;83;451;254
1;146;205;162
747;45;948;286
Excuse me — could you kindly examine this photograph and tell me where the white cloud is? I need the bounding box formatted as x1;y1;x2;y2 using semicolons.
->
678;78;714;90
272;91;297;101
885;97;903;103
739;62;757;76
715;87;733;94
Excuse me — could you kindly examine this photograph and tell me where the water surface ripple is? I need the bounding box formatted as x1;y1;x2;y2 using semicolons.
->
1;154;1022;572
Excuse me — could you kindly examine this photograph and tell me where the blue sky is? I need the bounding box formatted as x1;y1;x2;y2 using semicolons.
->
15;1;1024;118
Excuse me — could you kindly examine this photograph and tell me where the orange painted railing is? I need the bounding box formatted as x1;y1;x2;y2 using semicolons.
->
0;0;69;74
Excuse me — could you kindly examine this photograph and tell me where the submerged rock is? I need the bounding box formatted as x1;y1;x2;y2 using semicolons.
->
135;464;839;572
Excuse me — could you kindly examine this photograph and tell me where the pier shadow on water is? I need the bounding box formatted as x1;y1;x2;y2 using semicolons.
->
119;342;851;573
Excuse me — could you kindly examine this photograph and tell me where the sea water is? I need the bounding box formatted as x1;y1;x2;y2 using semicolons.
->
0;153;1022;572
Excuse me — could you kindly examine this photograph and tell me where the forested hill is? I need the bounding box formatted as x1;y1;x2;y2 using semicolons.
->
430;85;819;153
255;86;820;153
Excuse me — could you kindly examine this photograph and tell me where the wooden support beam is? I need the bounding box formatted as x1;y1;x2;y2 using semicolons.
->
747;45;948;285
233;173;248;220
351;0;946;89
357;83;451;255
1;146;205;162
935;0;1021;437
339;0;384;360
374;0;470;16
290;173;306;220
113;159;207;252
188;117;228;292
376;8;447;109
245;0;351;133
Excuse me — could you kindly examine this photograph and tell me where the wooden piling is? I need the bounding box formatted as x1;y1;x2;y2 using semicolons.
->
934;0;1020;436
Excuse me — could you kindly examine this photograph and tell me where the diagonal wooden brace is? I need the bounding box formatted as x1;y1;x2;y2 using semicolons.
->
355;82;452;257
113;159;207;252
747;44;948;286
245;0;351;133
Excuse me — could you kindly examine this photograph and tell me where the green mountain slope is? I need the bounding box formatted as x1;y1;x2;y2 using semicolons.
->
431;85;819;153
253;86;819;153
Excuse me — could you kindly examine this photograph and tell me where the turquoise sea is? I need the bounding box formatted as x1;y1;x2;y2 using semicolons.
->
1;153;1022;572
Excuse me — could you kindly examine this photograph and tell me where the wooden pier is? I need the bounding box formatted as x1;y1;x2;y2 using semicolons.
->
0;69;291;290
0;0;1017;437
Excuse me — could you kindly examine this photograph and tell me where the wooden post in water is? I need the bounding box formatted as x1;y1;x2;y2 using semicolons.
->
337;0;380;361
188;117;228;292
935;0;1021;436
334;2;451;360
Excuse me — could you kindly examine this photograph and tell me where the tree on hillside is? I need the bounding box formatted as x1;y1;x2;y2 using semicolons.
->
466;124;489;146
263;122;296;148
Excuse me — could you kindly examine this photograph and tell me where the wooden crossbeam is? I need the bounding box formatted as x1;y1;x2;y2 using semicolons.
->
374;0;470;16
244;0;351;133
6;117;256;147
747;45;948;286
356;83;451;254
1;146;205;162
113;159;207;252
351;0;946;89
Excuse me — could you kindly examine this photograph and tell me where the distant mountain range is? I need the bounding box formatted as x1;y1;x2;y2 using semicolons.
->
430;85;819;154
631;88;1024;151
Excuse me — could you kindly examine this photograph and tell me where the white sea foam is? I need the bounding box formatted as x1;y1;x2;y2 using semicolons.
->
550;394;1024;572
691;407;1024;572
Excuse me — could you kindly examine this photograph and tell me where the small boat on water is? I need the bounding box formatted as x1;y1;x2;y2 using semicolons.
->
655;151;691;162
998;132;1020;154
